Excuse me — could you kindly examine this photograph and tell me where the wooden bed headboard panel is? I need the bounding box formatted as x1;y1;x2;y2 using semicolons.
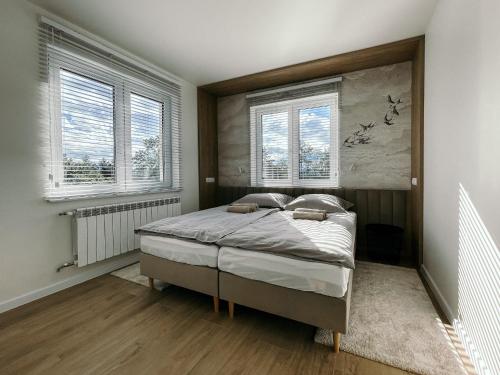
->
216;186;413;265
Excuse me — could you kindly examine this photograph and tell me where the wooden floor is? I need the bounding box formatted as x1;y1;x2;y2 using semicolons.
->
0;275;415;375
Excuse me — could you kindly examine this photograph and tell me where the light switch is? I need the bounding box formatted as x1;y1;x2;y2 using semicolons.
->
411;177;418;186
205;177;215;183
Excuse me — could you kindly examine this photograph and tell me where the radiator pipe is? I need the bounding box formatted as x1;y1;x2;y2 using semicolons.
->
57;212;77;271
56;261;76;272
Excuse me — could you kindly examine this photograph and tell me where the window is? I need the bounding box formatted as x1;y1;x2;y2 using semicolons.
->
298;104;332;180
130;93;163;183
250;94;338;187
41;27;181;200
60;70;116;185
261;110;289;180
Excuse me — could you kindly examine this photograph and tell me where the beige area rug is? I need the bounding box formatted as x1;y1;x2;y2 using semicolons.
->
112;262;467;375
111;262;169;290
315;262;467;375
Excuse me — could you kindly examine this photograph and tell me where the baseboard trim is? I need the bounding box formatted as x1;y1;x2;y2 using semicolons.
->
420;264;455;322
0;252;140;314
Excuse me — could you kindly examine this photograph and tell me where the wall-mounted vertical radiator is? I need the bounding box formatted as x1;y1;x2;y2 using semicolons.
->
62;197;181;267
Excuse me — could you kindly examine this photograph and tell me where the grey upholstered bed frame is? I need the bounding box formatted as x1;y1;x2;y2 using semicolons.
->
219;271;352;352
140;190;360;353
140;252;220;313
141;250;352;352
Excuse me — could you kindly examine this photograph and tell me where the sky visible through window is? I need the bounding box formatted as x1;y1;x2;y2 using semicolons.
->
261;104;331;180
262;111;289;179
60;70;115;184
60;70;163;185
61;70;114;162
299;105;330;179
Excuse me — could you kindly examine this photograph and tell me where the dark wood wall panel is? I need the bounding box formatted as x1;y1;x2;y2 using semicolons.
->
353;191;368;257
367;191;381;224
380;191;393;225
197;89;218;209
411;37;425;265
393;191;407;229
201;37;422;96
216;186;412;264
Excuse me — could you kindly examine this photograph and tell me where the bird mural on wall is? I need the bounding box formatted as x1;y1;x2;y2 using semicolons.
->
343;94;403;148
343;121;376;147
384;95;403;126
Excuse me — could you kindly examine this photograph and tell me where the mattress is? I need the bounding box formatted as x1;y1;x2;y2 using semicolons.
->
217;211;357;269
140;235;219;268
218;246;351;298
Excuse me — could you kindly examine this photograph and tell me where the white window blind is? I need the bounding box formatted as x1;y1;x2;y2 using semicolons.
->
130;93;163;183
250;93;338;187
39;18;182;200
60;70;116;185
298;104;332;180
261;110;290;180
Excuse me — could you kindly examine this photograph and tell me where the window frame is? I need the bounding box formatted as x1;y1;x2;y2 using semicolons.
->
125;85;172;188
251;93;339;188
254;103;293;186
47;46;174;199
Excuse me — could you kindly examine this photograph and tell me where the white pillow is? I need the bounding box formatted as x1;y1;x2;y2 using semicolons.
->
232;193;293;209
284;194;354;213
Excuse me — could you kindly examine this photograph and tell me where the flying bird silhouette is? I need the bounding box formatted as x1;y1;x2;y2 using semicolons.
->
358;122;376;132
343;122;376;147
385;95;402;125
387;95;402;105
384;113;394;126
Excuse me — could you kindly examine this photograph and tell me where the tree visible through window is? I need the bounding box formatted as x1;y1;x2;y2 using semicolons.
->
59;72;166;187
54;66;170;194
252;93;338;187
43;31;181;200
261;111;288;180
299;105;331;179
130;93;162;182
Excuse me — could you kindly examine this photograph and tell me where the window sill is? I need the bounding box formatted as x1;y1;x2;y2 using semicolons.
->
45;187;182;203
253;183;339;189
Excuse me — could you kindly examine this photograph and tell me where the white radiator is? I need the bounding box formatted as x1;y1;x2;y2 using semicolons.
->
67;197;181;267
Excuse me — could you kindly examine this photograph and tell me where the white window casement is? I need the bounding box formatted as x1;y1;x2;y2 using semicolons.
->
43;38;181;200
250;93;339;187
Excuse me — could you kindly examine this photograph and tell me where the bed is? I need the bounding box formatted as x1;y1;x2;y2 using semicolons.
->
140;236;221;311
136;192;356;352
216;210;357;352
136;205;277;312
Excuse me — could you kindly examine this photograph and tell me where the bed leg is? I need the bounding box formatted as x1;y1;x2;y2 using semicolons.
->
228;301;234;319
333;332;341;353
148;277;154;290
213;296;220;313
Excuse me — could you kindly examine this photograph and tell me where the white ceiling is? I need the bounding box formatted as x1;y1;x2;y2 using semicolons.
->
30;0;437;86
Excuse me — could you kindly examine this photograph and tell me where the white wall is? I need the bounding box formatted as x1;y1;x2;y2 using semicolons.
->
0;0;199;310
424;0;499;318
424;0;500;372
